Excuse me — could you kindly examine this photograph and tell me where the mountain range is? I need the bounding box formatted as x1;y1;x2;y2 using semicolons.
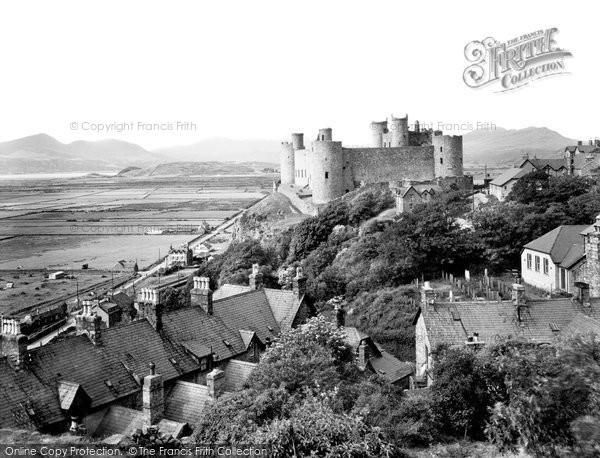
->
0;127;582;174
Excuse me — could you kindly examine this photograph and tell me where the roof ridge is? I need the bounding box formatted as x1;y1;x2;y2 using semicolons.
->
213;288;266;303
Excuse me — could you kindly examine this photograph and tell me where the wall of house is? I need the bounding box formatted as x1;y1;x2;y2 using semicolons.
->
521;249;556;292
490;178;518;201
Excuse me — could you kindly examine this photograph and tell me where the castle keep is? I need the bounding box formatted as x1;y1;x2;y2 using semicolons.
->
280;114;468;206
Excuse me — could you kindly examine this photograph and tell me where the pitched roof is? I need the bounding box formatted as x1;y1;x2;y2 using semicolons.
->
368;352;414;384
560;243;586;268
92;405;185;439
418;298;600;349
0;356;64;430
490;168;529;186
565;145;600;154
523;225;588;263
161;307;245;362
213;284;303;330
213;290;280;345
164;381;212;425
111;292;134;310
239;330;256;349
343;327;369;349
222;359;257;392
57;381;89;411
521;158;567;171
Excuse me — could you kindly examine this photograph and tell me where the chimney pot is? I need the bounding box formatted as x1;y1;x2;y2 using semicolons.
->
207;368;225;398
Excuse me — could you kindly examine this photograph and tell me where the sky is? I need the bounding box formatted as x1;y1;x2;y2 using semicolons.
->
0;0;597;150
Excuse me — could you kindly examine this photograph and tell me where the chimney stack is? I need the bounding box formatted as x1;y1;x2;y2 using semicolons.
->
421;281;435;311
138;288;162;331
249;264;263;290
578;140;583;146
75;305;102;346
206;368;225;398
142;362;164;426
191;277;213;315
512;283;526;306
293;267;307;300
0;317;28;371
357;342;371;371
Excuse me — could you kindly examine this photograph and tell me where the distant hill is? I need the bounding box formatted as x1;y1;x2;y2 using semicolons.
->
0;134;164;174
463;127;578;165
154;137;280;163
118;161;277;177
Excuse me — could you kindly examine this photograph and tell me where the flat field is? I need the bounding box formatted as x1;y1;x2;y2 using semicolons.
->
0;174;273;271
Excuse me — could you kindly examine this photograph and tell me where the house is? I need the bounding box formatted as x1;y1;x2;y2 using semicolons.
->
390;182;441;214
521;225;588;293
112;260;137;274
519;158;568;176
193;243;211;259
489;167;529;201
564;140;600;176
413;281;600;387
166;244;193;268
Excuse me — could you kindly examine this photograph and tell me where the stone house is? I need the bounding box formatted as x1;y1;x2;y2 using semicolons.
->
489;167;529;201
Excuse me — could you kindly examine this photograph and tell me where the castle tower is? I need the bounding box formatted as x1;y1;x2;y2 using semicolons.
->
432;133;463;178
292;133;309;187
370;121;387;147
280;141;295;185
390;115;409;147
309;128;344;204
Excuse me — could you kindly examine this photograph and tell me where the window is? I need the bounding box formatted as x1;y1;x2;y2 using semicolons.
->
325;172;329;179
200;357;208;371
543;258;549;275
440;158;443;164
535;256;540;272
527;253;532;269
440;146;443;152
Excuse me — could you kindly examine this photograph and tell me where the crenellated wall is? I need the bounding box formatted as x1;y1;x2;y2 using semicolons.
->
345;146;435;184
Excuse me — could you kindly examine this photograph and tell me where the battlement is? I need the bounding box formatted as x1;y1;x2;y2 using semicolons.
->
279;113;465;206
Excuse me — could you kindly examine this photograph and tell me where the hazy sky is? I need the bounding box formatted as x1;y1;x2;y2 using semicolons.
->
0;0;597;150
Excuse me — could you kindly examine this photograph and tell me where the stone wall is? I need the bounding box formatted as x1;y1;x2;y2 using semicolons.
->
344;146;435;184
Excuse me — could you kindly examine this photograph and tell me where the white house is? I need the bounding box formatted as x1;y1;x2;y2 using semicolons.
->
489;168;529;201
521;225;588;293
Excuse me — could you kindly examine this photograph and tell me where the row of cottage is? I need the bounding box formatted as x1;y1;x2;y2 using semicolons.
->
0;265;412;440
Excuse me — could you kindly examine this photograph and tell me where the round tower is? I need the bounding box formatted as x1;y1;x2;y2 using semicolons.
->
292;133;304;150
310;131;344;204
317;128;332;141
432;133;463;178
370;121;387;147
390;115;409;147
280;141;295;185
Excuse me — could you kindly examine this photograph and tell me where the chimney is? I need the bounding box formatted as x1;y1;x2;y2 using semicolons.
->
293;267;307;299
191;277;213;315
138;288;162;331
142;362;164;426
75;304;102;346
249;264;263;290
334;302;346;328
578;140;583;146
574;282;591;307
512;283;526;306
206;368;225;398
0;317;28;371
596;139;600;148
357;342;371;371
590;139;594;146
421;281;435;310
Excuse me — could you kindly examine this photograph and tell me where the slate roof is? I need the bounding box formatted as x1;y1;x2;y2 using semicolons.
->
93;405;185;439
57;381;88;411
523;225;588;263
164;381;212;425
161;307;245;362
239;330;256;349
222;359;257;392
565;145;600;154
0;356;64;430
368;352;414;384
490;168;529;186
417;298;600;348
213;285;304;330
343;327;369;349
560;244;586;268
214;290;280;345
520;158;567;171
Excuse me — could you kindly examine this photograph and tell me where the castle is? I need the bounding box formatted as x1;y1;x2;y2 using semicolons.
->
279;114;471;207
